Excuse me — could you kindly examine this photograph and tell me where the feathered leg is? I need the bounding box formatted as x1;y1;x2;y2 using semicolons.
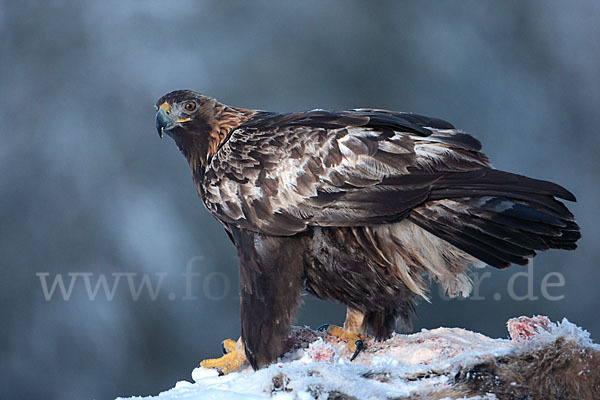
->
232;227;304;370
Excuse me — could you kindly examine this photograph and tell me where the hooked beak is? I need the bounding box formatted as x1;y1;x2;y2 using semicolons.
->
155;104;173;138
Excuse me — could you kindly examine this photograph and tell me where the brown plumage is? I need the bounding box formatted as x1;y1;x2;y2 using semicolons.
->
155;90;580;369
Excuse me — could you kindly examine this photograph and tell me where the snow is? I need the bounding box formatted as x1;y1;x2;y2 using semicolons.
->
117;317;597;400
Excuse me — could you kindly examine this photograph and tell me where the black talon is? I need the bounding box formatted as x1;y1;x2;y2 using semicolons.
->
217;368;225;376
350;339;364;361
317;324;331;332
221;341;228;355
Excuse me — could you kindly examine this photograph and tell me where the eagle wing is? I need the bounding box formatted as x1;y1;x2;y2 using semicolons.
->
202;109;576;247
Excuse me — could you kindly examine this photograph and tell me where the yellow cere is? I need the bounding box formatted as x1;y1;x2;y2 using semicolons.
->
159;102;171;112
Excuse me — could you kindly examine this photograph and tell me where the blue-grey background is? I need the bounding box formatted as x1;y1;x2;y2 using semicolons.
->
1;1;599;399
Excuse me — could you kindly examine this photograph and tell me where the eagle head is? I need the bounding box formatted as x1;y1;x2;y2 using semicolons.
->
155;90;256;165
155;90;219;139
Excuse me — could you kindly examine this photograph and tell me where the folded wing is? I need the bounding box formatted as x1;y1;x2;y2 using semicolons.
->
203;109;579;266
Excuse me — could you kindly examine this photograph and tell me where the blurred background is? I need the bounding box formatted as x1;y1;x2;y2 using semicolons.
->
1;0;599;399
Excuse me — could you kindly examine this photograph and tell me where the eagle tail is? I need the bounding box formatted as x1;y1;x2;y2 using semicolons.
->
407;169;580;269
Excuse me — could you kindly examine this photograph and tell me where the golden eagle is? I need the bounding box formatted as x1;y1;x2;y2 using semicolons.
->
155;90;580;373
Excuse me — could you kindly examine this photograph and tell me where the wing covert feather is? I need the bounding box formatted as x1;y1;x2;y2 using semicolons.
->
202;110;490;236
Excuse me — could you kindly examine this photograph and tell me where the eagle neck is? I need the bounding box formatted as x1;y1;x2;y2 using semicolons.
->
186;103;257;199
206;103;257;159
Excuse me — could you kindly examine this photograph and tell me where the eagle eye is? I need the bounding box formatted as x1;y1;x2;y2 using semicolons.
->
184;101;197;112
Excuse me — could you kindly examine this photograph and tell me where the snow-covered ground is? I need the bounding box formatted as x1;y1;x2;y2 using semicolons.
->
118;317;598;400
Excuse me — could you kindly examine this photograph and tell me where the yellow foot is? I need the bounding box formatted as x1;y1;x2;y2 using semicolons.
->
199;338;247;375
322;325;366;361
